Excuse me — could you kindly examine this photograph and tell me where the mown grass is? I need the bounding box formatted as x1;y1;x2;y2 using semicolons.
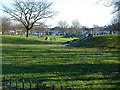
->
1;35;120;89
72;34;120;48
30;35;77;42
2;35;76;44
2;35;43;44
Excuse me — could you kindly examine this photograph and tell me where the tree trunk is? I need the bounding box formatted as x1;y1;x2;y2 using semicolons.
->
26;29;29;37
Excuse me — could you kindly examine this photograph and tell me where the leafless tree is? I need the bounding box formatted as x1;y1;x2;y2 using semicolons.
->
97;0;120;32
92;24;100;35
57;20;69;28
71;19;82;34
2;0;57;37
1;17;12;34
0;18;2;34
71;20;81;28
32;22;48;35
57;20;69;34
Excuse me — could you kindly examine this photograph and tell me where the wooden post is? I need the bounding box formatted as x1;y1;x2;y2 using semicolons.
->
16;79;18;90
9;77;12;85
3;76;5;90
60;86;63;90
22;79;25;89
44;83;46;89
52;85;55;90
36;82;39;89
29;80;32;90
2;76;5;83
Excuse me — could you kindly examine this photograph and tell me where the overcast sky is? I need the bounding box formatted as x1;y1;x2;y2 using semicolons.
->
0;0;113;28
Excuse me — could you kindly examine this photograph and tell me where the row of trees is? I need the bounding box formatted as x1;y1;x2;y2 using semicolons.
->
1;16;24;35
1;16;100;35
1;0;119;37
56;20;100;34
99;0;120;32
0;16;48;35
1;0;57;37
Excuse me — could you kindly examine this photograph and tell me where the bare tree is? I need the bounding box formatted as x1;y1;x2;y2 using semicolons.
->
97;0;120;32
57;20;69;34
2;0;57;37
1;17;12;34
71;20;81;28
71;19;82;34
57;20;69;28
0;18;2;35
32;22;48;35
92;24;100;35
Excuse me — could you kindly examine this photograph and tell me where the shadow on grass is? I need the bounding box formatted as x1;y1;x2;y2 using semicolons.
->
2;58;120;88
2;63;120;80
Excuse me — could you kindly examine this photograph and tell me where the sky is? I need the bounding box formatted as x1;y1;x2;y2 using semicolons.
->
0;0;113;28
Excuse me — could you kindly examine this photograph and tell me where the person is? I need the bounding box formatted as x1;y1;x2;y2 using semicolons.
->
45;37;48;40
109;31;112;34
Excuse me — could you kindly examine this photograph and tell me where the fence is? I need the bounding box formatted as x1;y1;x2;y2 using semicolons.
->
0;76;65;90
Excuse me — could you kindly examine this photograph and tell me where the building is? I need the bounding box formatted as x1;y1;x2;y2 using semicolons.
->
44;27;64;35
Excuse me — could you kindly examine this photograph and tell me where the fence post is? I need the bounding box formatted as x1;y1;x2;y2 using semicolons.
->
2;76;5;83
72;85;74;89
16;79;18;90
2;76;6;90
9;77;12;85
22;79;25;90
44;83;46;89
52;85;55;90
29;80;32;90
36;82;39;89
60;86;63;90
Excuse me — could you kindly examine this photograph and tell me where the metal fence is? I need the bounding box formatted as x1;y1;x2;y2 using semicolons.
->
0;76;65;90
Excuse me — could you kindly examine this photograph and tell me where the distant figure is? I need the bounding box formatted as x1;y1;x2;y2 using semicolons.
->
45;37;49;40
88;34;93;37
109;31;112;34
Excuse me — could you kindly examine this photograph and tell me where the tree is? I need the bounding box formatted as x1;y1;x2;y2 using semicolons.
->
2;0;57;37
112;0;120;31
57;20;69;34
92;24;100;35
33;22;48;35
71;19;81;28
0;19;1;44
97;0;120;32
1;17;12;34
71;19;82;34
57;20;69;28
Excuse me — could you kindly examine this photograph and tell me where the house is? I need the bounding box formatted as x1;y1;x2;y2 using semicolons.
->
89;26;119;35
45;27;64;35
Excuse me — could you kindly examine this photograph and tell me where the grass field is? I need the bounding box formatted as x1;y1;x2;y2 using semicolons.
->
72;34;120;48
2;35;76;44
1;35;120;89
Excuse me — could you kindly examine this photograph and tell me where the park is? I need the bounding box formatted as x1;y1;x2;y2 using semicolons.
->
0;0;120;89
1;34;120;89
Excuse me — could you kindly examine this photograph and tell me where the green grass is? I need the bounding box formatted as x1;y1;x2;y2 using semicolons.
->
71;34;120;48
2;35;77;45
1;35;120;89
30;35;77;42
62;34;82;38
2;35;43;43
